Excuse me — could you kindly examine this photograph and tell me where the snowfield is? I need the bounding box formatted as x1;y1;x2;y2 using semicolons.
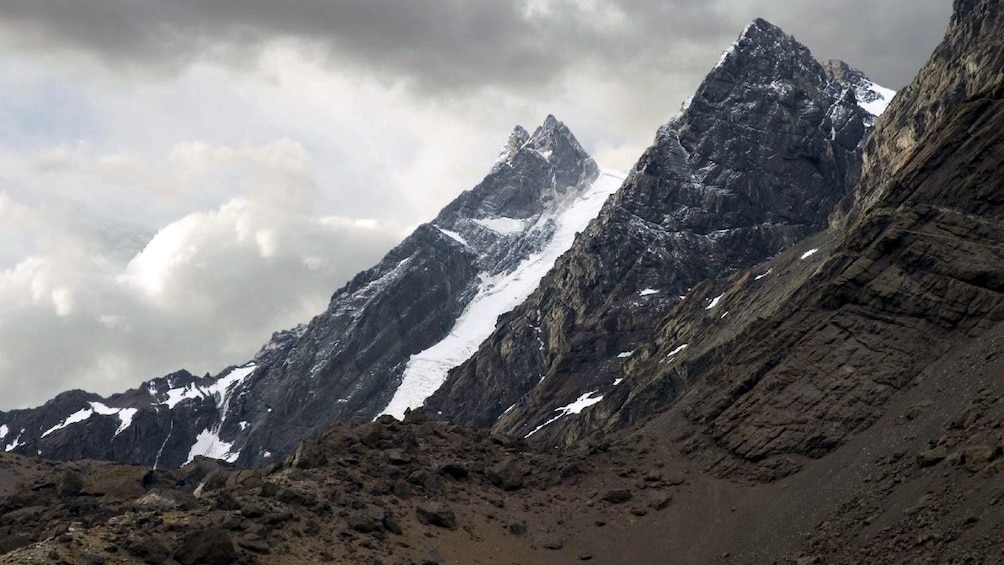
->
380;169;626;419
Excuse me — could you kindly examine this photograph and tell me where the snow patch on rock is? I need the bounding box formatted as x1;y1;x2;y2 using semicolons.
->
525;390;605;438
474;217;530;235
706;293;725;310
4;429;25;452
185;428;239;464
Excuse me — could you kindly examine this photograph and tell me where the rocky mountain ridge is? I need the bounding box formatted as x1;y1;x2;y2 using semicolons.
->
426;17;887;441
548;0;1004;483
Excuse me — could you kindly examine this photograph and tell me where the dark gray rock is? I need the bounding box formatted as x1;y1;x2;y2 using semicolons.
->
173;528;239;565
602;489;633;504
427;18;875;442
507;521;527;536
122;535;171;564
416;503;456;529
539;535;564;550
486;459;526;491
917;447;948;467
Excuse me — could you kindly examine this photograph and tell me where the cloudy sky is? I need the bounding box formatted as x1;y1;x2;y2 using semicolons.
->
0;0;951;410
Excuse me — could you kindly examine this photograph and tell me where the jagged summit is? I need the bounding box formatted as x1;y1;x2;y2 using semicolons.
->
443;115;599;224
709;18;813;80
492;115;595;181
495;125;531;166
742;17;789;43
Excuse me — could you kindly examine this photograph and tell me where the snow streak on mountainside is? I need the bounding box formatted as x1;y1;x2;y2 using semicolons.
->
382;169;625;418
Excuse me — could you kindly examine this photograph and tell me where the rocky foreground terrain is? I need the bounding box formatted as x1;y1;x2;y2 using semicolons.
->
1;0;1003;563
1;377;1002;565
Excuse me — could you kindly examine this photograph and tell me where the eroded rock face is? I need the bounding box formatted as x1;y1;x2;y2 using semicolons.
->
426;18;877;440
833;0;1004;226
566;0;1004;480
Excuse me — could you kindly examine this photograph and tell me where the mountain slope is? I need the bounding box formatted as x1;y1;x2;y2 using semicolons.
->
561;0;1004;484
0;116;620;469
426;18;885;440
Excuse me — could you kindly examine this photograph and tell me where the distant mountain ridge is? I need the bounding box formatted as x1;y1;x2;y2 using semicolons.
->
0;114;621;468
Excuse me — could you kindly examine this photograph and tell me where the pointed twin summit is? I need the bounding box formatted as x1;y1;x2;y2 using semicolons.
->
0;18;893;469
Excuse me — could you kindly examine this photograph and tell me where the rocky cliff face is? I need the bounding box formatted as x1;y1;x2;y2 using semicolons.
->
425;18;883;440
833;0;1001;226
0;116;614;469
560;0;1004;482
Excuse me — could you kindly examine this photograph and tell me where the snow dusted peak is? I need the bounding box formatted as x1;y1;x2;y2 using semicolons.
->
824;60;896;119
823;59;868;83
494;125;531;167
528;115;597;185
742;17;789;43
493;115;591;172
529;114;585;156
486;115;597;199
443;114;599;236
711;17;814;80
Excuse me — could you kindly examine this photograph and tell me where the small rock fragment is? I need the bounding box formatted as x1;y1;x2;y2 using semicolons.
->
602;489;633;504
416;503;457;529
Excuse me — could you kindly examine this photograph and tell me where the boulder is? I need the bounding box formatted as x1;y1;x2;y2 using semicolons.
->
416;503;457;529
173;528;239;565
962;445;999;472
602;489;633;504
917;447;948;467
487;459;526;491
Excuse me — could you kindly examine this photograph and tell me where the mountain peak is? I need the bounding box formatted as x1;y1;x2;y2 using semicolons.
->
529;114;580;155
495;125;531;166
742;17;787;42
530;114;569;142
491;115;595;186
711;17;809;77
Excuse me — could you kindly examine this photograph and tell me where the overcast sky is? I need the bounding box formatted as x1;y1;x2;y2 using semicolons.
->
0;0;951;410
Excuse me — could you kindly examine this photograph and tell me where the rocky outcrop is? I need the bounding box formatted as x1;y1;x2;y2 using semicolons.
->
426;18;879;440
565;0;1004;481
833;0;1002;226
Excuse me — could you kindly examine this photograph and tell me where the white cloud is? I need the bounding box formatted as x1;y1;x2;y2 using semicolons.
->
0;138;404;409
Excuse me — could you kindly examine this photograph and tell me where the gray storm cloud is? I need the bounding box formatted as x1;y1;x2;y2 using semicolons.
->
1;0;949;90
